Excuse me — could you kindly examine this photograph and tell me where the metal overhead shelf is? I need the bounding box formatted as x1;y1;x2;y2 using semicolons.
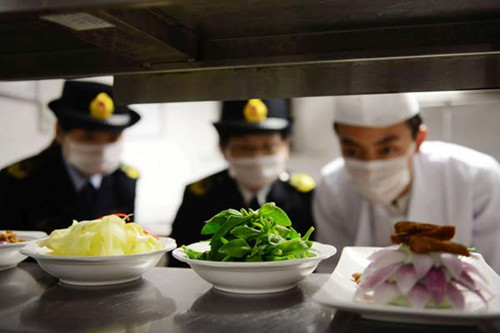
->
2;0;500;102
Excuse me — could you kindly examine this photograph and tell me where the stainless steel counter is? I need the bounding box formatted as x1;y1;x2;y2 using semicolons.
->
1;263;498;333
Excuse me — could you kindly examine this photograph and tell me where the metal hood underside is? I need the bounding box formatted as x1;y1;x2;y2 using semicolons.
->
3;1;500;102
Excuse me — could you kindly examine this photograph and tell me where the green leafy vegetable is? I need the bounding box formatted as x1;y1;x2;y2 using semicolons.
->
183;202;315;262
201;221;221;235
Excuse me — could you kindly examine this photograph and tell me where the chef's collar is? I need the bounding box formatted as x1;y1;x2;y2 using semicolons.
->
386;192;410;217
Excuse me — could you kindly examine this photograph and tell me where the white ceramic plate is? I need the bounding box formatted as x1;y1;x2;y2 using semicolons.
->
173;241;337;294
310;247;500;325
0;230;47;271
20;237;177;286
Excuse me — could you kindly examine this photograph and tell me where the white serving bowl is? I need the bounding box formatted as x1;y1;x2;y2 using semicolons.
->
20;237;176;286
0;231;47;271
173;241;336;294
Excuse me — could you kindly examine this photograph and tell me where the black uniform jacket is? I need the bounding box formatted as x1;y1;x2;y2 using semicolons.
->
169;169;315;267
0;142;138;234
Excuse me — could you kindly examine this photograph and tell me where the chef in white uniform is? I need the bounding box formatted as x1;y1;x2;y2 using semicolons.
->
313;93;500;273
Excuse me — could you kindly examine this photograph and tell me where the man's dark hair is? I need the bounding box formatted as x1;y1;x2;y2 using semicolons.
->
217;128;292;149
333;114;423;139
406;114;423;139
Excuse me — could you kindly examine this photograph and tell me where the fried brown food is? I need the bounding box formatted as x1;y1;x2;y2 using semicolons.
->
394;221;455;240
395;221;437;233
391;233;410;244
0;230;23;243
352;272;362;284
391;221;469;256
408;235;470;256
391;226;455;244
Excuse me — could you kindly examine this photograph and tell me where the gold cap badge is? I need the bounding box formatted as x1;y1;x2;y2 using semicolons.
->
90;92;115;120
243;99;268;123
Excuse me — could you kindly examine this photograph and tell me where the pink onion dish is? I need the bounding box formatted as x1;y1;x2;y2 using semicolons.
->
353;244;491;309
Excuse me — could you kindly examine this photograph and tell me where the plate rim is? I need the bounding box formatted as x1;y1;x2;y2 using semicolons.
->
20;236;177;261
172;241;337;268
312;246;500;321
0;230;48;249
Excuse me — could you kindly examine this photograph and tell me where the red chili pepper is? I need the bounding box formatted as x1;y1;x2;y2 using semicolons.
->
98;213;131;221
114;213;131;221
143;229;159;239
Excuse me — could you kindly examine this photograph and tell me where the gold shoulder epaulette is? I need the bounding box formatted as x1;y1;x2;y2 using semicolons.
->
6;159;36;180
289;172;316;193
120;164;140;180
188;177;213;196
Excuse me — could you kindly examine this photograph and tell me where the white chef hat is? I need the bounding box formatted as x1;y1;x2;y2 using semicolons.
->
334;93;420;127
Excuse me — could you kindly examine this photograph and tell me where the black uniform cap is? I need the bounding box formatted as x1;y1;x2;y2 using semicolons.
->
214;99;291;135
48;80;140;132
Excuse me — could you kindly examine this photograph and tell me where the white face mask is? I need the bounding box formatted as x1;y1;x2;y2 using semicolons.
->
228;153;287;190
63;139;123;176
344;144;415;206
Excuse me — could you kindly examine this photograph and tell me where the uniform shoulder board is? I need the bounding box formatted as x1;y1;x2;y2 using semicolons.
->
6;158;38;180
289;172;316;193
188;177;213;196
120;163;140;180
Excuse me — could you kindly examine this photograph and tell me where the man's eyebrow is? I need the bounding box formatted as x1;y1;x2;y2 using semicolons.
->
375;135;400;145
340;138;361;146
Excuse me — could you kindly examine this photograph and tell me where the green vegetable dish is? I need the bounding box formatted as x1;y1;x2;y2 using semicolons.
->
182;202;315;262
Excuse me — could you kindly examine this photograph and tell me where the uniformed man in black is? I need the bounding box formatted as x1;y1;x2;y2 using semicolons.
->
169;99;316;266
0;81;141;234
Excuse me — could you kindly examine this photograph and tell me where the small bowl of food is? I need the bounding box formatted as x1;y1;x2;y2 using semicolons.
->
21;215;176;286
0;230;47;271
173;202;336;293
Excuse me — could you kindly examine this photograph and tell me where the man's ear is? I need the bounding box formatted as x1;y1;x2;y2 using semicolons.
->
55;122;64;144
282;137;292;156
219;143;229;160
415;125;428;152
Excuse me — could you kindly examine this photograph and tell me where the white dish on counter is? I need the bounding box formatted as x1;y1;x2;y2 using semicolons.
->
310;246;500;325
20;237;176;286
173;241;337;294
0;230;47;271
